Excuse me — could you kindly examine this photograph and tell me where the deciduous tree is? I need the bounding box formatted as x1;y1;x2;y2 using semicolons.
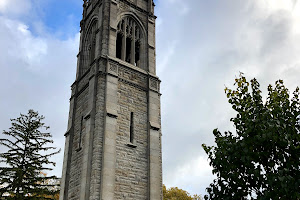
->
163;184;202;200
202;74;300;199
0;110;60;199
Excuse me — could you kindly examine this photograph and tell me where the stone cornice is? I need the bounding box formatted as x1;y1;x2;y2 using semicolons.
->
149;121;160;131
106;108;118;118
118;78;147;92
105;55;160;81
71;55;162;100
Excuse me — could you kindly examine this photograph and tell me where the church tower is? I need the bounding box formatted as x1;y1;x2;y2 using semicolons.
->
59;0;162;199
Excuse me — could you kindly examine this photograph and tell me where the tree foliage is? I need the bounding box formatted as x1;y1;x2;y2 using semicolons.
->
0;110;60;199
163;184;202;200
35;172;60;200
202;74;300;199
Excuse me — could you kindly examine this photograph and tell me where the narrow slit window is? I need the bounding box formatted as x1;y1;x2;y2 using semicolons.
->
130;112;134;143
78;116;84;149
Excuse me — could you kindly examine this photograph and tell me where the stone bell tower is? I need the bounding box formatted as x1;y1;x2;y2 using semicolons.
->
59;0;162;199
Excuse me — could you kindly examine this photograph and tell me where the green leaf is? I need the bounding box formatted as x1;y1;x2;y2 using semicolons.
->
202;75;300;199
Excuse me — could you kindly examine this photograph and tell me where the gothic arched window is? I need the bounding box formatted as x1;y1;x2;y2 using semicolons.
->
116;17;142;67
81;20;97;75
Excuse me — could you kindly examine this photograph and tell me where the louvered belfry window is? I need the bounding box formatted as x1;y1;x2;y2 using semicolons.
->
116;17;141;67
81;20;97;75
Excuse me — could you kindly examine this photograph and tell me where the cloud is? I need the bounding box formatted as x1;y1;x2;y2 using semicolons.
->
0;0;31;16
164;156;215;196
0;15;79;176
1;0;300;197
0;17;48;71
158;0;300;196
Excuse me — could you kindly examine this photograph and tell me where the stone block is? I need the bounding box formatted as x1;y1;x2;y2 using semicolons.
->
61;1;162;199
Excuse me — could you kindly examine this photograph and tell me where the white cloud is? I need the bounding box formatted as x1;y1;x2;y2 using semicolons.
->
161;0;189;16
6;19;48;71
0;0;31;16
255;0;300;33
164;156;215;196
0;15;79;177
1;0;300;197
158;0;300;196
258;0;295;11
157;40;177;75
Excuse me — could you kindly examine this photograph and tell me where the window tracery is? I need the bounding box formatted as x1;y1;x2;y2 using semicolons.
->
81;20;97;76
116;17;142;67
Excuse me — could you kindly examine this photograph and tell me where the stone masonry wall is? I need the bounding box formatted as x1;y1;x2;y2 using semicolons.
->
157;87;163;199
89;75;106;200
61;0;162;199
68;87;89;200
115;80;148;200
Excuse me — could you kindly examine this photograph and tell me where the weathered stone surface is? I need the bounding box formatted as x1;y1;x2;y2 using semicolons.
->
115;81;148;200
60;0;162;199
68;87;88;200
89;76;106;200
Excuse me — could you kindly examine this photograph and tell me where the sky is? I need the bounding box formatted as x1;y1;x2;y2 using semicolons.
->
1;0;300;197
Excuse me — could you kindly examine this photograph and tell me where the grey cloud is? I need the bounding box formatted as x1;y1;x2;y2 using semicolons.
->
0;16;79;176
1;0;300;197
157;0;300;196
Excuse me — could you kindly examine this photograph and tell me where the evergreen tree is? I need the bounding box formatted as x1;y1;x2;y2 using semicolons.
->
203;74;300;199
0;110;60;199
